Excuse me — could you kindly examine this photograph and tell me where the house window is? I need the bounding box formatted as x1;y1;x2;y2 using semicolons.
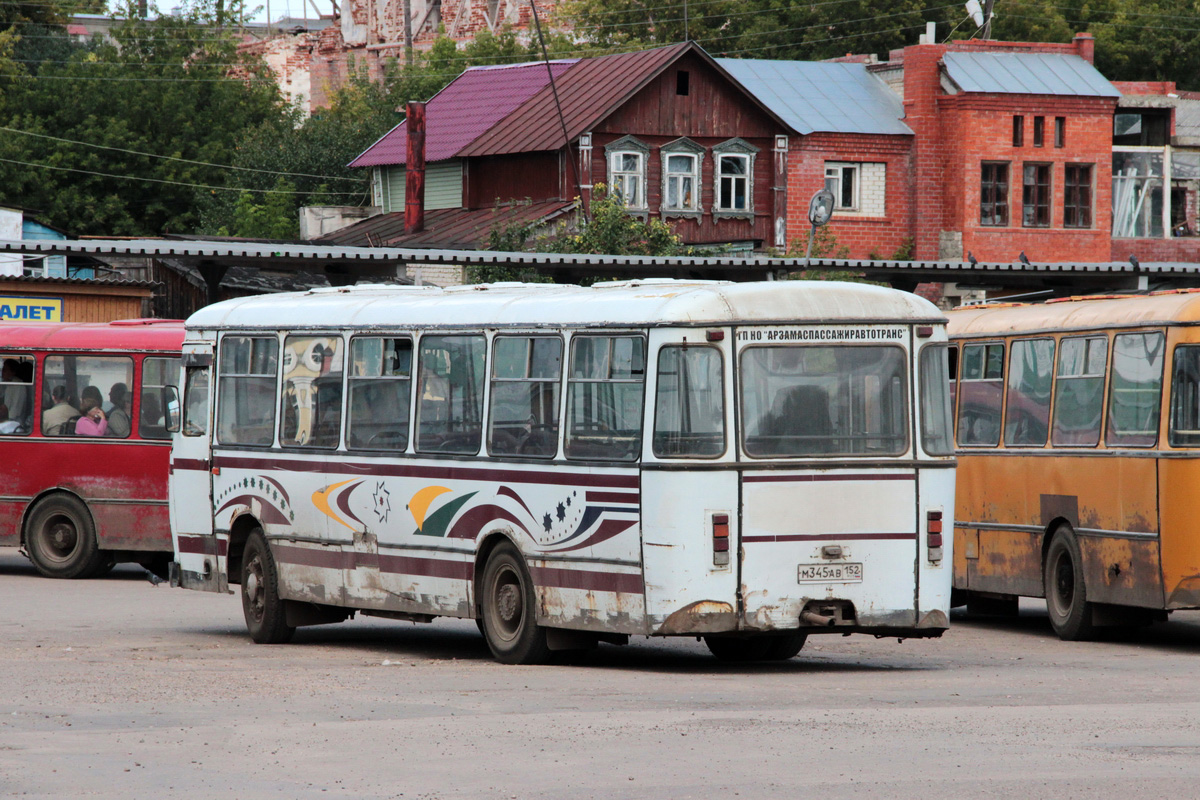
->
1013;116;1024;147
664;153;699;212
610;151;646;209
1055;117;1066;148
717;155;749;211
825;163;859;210
1022;163;1051;227
1064;164;1093;228
1033;116;1045;147
712;138;758;217
676;70;689;96
980;162;1009;226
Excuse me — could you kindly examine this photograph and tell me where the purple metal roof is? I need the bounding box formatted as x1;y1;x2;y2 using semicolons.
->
348;60;577;168
459;43;694;158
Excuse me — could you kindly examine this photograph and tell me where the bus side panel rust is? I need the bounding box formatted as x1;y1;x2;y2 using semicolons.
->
91;502;171;551
1159;459;1200;609
967;529;1044;597
1079;536;1164;607
534;583;646;635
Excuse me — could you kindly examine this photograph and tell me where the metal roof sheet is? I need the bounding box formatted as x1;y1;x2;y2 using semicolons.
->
458;43;694;157
716;59;912;136
315;200;577;249
348;60;577;168
943;52;1120;97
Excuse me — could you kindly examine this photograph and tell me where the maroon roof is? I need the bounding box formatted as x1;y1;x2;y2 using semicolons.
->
314;200;577;250
459;43;695;157
348;60;577;168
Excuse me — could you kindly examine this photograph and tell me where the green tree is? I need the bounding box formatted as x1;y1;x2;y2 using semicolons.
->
0;0;288;235
548;184;685;256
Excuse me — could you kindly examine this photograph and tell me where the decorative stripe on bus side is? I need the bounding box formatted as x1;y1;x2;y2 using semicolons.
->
270;543;642;592
176;534;228;555
742;532;916;543
742;473;916;483
212;455;639;489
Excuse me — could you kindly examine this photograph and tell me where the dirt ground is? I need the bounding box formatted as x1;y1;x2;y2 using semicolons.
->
2;551;1200;799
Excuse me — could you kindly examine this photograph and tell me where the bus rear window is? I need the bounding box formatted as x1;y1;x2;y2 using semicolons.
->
740;346;907;457
918;345;954;456
1107;332;1163;447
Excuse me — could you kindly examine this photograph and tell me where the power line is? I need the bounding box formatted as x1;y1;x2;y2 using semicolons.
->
0;156;367;196
0;125;364;182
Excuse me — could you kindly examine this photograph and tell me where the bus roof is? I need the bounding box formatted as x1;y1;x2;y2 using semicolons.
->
185;280;944;331
948;290;1200;337
0;319;185;352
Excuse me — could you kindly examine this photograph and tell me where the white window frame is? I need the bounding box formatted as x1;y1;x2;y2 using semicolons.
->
660;137;704;217
825;162;860;211
604;135;650;212
712;138;758;219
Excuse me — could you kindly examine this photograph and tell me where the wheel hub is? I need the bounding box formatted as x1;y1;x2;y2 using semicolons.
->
48;522;77;554
497;583;520;623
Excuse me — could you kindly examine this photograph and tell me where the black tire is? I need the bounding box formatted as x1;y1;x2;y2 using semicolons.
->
1044;526;1094;641
764;632;807;660
704;636;774;662
241;529;295;644
480;542;550;665
24;494;107;579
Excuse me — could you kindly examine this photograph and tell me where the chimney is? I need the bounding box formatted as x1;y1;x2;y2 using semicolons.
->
1073;32;1095;64
405;100;426;235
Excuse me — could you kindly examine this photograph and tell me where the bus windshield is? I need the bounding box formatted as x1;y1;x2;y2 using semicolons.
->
741;345;908;457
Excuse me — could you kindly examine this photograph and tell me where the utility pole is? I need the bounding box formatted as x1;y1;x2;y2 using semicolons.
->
982;0;994;40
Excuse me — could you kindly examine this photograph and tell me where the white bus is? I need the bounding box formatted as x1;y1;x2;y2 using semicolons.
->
168;279;956;663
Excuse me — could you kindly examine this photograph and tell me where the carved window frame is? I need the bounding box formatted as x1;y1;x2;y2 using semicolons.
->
604;135;650;213
712;138;758;220
659;137;705;219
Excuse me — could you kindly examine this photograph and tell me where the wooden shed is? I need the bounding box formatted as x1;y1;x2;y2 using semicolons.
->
0;275;156;323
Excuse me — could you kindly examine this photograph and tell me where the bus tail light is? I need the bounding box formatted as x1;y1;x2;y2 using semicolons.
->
927;510;943;563
713;513;730;566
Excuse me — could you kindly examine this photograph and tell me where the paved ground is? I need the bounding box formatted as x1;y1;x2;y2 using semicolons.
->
2;551;1200;799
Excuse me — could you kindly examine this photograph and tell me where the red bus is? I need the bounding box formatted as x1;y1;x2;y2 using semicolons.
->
0;320;184;578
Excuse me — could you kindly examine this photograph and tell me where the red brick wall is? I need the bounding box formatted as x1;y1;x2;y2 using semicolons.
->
786;133;914;258
900;43;948;260
939;94;1117;262
1115;238;1200;262
1112;81;1177;96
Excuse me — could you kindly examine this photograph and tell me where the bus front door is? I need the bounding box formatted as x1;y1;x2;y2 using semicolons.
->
169;346;220;592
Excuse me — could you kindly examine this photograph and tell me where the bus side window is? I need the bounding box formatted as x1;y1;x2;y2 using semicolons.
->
348;337;412;451
141;356;181;440
217;336;279;447
565;335;646;461
42;354;134;438
653;345;724;458
1107;331;1164;447
1052;337;1106;447
956;342;1004;446
182;366;210;437
1170;345;1200;447
1004;338;1055;447
279;335;344;449
0;355;35;435
488;336;562;458
416;335;486;455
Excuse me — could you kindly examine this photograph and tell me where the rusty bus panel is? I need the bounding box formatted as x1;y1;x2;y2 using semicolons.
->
1078;535;1163;607
534;581;646;635
1158;459;1200;609
93;502;170;551
967;529;1044;597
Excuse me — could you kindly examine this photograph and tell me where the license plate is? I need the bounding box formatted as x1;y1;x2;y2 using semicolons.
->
797;562;863;584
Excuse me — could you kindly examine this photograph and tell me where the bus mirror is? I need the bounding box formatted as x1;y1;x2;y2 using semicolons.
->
163;386;181;433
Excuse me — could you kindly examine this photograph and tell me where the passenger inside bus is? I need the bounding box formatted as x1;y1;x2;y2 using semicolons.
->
0;404;20;434
42;385;80;435
106;383;132;438
74;386;108;436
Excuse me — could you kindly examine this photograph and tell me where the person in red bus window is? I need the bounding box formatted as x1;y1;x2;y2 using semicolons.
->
75;386;108;436
106;383;131;438
43;385;80;435
0;403;19;434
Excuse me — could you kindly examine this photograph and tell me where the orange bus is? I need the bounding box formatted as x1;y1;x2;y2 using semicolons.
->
948;291;1200;639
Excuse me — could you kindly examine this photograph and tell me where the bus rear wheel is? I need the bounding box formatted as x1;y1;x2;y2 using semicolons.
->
480;542;550;665
25;495;107;579
1044;527;1094;641
241;529;294;644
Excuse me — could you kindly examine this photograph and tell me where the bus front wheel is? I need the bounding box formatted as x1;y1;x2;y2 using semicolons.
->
1044;527;1095;641
480;542;550;665
241;529;295;644
25;494;107;579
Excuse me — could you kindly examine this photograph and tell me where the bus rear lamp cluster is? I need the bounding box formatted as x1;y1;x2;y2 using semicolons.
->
713;513;730;566
927;510;944;563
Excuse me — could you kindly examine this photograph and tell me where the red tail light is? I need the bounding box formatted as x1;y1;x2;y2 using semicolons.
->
927;510;944;563
713;513;730;566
